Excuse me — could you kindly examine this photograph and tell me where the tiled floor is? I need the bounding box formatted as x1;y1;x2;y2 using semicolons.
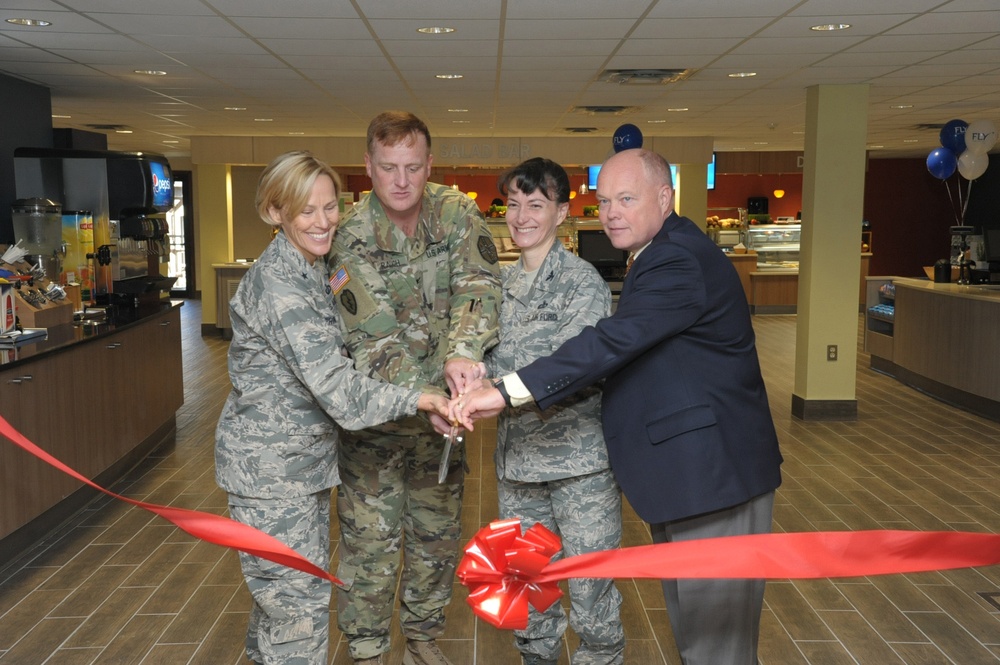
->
0;301;998;664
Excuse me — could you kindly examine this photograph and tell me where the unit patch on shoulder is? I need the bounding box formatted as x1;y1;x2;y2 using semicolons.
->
329;264;350;294
477;235;499;265
340;289;358;316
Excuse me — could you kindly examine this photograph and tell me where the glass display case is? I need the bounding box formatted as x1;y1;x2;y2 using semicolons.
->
746;223;801;269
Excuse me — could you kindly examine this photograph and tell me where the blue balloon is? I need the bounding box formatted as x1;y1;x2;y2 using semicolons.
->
612;123;643;153
926;147;957;180
939;119;968;154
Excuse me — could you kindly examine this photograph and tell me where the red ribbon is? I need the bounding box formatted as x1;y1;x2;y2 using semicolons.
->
0;414;340;584
458;521;1000;630
5;412;999;632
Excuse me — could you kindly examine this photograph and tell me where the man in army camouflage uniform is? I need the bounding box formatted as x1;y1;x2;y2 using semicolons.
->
327;111;501;665
484;157;625;665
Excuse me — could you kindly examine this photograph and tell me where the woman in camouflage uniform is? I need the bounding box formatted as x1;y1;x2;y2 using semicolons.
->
485;158;625;665
215;151;449;665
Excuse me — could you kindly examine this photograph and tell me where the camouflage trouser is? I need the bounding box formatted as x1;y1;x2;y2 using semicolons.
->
335;428;465;660
228;491;332;665
498;469;625;665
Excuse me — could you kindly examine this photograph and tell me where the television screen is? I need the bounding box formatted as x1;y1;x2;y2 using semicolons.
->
587;164;601;189
591;155;715;190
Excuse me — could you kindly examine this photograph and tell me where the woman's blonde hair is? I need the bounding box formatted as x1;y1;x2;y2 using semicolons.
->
255;150;342;226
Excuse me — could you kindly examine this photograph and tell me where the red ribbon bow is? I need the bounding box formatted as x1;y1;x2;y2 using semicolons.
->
456;518;564;629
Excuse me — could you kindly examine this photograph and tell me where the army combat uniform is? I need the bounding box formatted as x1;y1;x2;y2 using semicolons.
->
328;181;500;660
216;230;424;665
486;242;625;665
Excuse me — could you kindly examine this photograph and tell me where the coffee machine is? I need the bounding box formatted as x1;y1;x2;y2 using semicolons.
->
13;148;175;308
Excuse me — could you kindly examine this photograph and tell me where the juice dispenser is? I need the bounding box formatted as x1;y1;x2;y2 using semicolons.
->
11;197;63;280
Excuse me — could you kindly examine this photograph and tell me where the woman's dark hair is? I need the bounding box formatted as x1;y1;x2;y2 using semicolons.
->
497;157;570;204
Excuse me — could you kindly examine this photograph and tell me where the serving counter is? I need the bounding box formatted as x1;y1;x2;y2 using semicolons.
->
0;301;184;567
865;277;1000;421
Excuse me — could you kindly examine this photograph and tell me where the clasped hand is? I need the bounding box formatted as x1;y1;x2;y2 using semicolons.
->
428;360;503;435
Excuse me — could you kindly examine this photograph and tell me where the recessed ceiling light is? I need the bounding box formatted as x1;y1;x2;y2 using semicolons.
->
754;142;769;145
867;145;884;149
289;132;305;135
810;23;851;31
890;104;913;109
115;130;133;134
254;118;273;122
452;120;470;124
667;108;688;112
436;74;463;79
417;26;455;34
52;114;71;119
134;69;166;76
163;140;179;144
448;108;468;113
5;17;51;27
903;139;919;143
648;119;667;124
224;106;246;111
728;72;757;78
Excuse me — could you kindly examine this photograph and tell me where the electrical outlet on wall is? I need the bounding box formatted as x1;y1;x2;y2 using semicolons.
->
827;345;838;361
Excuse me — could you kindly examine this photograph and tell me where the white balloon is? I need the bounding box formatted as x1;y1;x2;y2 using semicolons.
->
958;150;989;180
964;119;997;155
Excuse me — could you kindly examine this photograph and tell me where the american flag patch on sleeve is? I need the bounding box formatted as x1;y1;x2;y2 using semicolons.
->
329;265;350;294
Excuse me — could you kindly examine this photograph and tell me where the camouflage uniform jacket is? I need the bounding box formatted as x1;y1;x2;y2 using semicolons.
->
485;242;613;482
215;231;422;499
328;182;501;432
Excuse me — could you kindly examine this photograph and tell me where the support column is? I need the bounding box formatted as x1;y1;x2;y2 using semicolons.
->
792;84;869;420
674;163;708;231
194;163;234;334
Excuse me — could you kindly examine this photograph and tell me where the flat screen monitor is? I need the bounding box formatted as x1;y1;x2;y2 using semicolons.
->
587;164;601;189
984;228;1000;262
590;155;714;190
577;228;628;267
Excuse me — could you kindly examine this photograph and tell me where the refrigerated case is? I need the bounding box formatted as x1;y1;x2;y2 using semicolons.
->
746;223;800;269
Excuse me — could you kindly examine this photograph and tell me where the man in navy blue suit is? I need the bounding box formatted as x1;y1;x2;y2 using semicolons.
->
455;148;783;665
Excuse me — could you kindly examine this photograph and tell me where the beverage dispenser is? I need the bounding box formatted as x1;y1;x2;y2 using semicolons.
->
11;197;63;280
13;148;175;308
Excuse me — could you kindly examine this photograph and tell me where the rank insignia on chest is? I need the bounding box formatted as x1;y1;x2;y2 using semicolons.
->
329;264;350;294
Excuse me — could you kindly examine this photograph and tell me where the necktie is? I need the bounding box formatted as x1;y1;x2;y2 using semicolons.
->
625;253;635;276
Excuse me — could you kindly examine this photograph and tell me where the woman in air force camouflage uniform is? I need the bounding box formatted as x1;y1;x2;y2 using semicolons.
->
485;157;625;665
215;150;449;665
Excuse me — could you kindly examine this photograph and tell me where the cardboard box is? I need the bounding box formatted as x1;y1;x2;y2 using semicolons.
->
13;290;74;329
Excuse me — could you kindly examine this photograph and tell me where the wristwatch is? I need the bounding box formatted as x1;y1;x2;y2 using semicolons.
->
492;377;512;407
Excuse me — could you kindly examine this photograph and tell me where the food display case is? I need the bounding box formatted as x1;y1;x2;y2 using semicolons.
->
746;223;801;269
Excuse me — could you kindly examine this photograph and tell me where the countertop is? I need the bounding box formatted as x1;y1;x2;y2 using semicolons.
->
0;300;183;368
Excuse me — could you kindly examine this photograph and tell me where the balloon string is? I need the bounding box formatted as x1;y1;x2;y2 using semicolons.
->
962;178;972;220
943;179;959;225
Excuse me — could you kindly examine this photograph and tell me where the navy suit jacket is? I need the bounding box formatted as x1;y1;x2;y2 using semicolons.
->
518;213;782;524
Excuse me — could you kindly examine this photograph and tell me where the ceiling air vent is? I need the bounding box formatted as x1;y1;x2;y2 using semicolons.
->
913;123;946;130
564;127;598;133
86;123;130;131
600;68;692;85
572;105;639;116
